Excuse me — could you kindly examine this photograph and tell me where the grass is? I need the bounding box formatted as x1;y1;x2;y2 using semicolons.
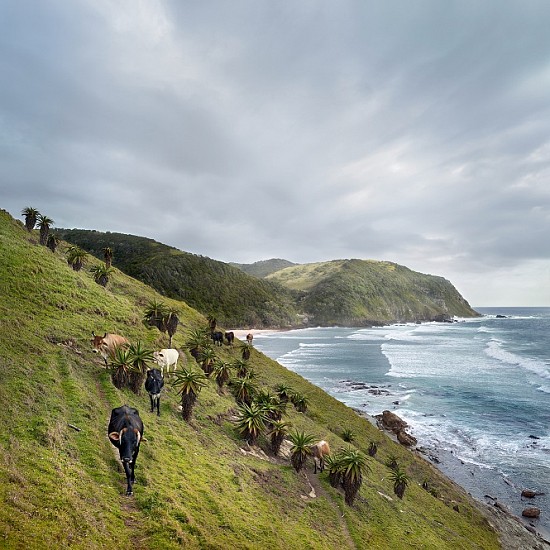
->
0;209;499;549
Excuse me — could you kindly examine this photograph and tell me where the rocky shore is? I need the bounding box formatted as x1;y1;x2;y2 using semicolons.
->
367;409;550;549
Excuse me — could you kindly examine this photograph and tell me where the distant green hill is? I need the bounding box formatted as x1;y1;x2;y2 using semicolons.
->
267;259;479;326
55;229;301;329
231;258;297;278
0;208;501;549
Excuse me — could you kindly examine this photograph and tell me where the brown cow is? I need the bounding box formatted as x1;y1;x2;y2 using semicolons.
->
91;332;128;366
311;440;330;473
246;333;254;345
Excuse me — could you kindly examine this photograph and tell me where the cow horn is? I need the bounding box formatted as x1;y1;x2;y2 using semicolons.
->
92;331;96;336
103;333;107;338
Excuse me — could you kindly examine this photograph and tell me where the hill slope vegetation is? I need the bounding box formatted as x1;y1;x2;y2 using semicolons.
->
55;229;301;329
0;208;506;549
267;259;479;326
56;230;478;328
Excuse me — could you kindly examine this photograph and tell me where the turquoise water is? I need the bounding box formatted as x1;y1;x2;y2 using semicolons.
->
254;307;550;530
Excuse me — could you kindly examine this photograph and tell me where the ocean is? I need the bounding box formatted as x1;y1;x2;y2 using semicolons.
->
253;307;550;534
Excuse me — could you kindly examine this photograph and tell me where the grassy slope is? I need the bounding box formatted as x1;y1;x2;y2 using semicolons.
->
268;259;479;325
0;210;498;549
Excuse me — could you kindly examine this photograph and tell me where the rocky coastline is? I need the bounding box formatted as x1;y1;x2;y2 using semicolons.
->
364;409;550;549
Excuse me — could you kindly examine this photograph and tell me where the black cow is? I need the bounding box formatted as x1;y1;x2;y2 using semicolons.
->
145;368;164;416
211;331;223;346
225;331;235;346
108;405;144;496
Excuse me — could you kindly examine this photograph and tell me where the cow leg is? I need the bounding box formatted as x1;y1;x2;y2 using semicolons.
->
156;396;161;416
122;461;134;496
149;394;154;413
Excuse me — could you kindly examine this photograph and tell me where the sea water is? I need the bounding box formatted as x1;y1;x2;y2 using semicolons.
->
254;307;550;532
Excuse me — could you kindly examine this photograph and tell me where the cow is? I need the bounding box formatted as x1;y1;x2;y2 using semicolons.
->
311;440;331;474
91;332;128;366
144;369;164;416
211;331;223;347
246;333;254;346
152;348;179;376
225;331;235;346
108;405;144;496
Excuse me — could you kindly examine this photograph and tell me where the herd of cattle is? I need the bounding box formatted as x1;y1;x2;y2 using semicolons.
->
92;330;328;496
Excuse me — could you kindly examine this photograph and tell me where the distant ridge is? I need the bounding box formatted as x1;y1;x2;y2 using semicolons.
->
230;258;297;278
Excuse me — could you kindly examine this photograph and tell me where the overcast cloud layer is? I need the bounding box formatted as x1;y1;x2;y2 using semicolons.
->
1;1;550;306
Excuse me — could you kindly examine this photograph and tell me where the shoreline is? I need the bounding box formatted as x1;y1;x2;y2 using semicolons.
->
361;411;550;548
239;325;550;547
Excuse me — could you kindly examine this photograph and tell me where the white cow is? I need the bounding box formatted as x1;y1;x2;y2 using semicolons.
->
153;348;179;376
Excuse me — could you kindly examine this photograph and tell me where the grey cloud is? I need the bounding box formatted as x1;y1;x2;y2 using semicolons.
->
2;1;550;305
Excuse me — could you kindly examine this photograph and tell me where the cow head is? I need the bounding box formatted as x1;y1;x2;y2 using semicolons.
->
109;427;141;462
90;332;107;354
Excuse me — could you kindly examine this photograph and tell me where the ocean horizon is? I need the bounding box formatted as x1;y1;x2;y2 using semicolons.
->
253;307;550;536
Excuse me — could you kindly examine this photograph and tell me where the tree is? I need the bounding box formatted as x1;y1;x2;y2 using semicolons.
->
90;264;114;287
127;341;154;394
233;358;252;379
385;454;399;471
341;429;355;443
234;403;268;445
290;392;309;413
268;420;289;456
325;454;344;488
37;214;54;246
212;359;231;391
288;430;315;473
21;207;40;232
103;247;113;268
240;342;251;360
66;246;88;271
108;347;135;390
164;309;180;347
229;377;257;406
389;467;409;499
274;383;293;404
339;447;370;506
46;234;59;253
255;390;285;425
198;346;216;377
143;299;167;331
172;367;207;422
207;315;217;332
368;441;378;457
186;328;210;363
143;300;180;346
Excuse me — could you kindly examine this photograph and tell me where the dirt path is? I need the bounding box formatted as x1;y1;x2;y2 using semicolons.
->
304;470;357;549
95;378;150;550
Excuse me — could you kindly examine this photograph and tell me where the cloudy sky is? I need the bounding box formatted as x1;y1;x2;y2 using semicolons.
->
1;1;550;306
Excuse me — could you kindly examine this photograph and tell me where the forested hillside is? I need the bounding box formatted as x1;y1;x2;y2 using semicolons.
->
0;208;505;549
267;259;479;326
55;229;301;328
231;258;297;278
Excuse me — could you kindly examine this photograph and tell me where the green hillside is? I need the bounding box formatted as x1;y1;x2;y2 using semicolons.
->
231;258;298;278
267;259;479;325
55;229;300;329
0;209;501;549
